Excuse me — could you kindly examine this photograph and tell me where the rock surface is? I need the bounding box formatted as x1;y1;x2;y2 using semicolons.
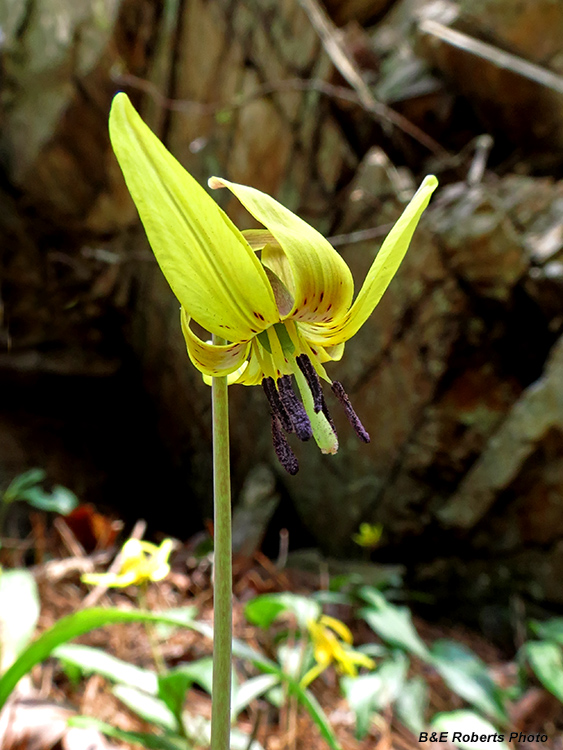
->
415;0;563;158
2;0;563;618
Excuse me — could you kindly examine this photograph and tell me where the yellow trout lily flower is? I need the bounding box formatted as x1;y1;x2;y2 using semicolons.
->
353;522;383;549
301;614;375;686
109;93;437;474
82;538;173;588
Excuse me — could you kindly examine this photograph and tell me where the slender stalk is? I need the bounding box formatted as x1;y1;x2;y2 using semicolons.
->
210;334;233;750
137;585;166;675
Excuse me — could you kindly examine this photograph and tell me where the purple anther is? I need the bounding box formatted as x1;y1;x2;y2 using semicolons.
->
271;415;299;475
277;375;313;441
262;377;293;433
296;354;323;413
331;381;370;443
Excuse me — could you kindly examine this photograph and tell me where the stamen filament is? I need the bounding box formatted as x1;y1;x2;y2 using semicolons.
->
262;377;294;433
296;354;323;413
331;381;370;443
277;375;313;441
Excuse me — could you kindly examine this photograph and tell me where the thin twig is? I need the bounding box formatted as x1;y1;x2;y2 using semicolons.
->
114;59;448;157
419;19;563;95
297;0;450;157
53;517;87;559
328;222;394;247
467;134;494;186
114;71;360;114
31;552;112;582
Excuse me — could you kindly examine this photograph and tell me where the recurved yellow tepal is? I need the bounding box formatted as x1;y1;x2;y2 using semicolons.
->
109;93;437;473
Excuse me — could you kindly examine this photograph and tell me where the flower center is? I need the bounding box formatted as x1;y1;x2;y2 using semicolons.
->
256;323;370;474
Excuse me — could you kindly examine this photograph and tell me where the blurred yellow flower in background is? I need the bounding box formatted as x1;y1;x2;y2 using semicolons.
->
82;538;173;588
301;614;375;686
353;522;383;549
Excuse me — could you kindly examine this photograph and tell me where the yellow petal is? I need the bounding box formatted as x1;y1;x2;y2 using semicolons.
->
334;650;358;676
304;175;438;347
241;229;276;250
154;539;174;564
346;650;376;670
146;539;173;581
319;615;354;645
120;539;144;564
181;308;251;377
109;94;279;341
81;571;138;588
233;349;263;385
323;342;345;362
209;177;354;324
300;661;328;688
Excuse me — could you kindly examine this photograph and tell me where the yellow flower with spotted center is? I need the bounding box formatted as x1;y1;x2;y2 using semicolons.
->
109;93;437;473
301;614;375;686
82;538;173;588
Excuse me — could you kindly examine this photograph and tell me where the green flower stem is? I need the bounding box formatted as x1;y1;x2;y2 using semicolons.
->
211;334;233;750
137;585;166;675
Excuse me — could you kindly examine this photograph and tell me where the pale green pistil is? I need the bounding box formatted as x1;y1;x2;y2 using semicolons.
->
257;325;369;473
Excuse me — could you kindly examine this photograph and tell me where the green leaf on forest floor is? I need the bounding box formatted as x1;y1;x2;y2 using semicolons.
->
54;643;158;693
245;592;319;629
69;715;189;750
530;618;563;644
525;640;563;702
0;569;40;670
2;469;78;515
431;640;508;724
358;587;430;661
0;606;341;750
342;652;408;739
395;676;428;735
158;670;194;723
431;710;508;750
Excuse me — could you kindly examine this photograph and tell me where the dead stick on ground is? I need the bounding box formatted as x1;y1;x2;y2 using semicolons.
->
53;517;87;560
298;0;450;159
419;19;563;95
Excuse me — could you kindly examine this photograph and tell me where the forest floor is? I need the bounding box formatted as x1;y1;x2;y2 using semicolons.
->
1;514;563;750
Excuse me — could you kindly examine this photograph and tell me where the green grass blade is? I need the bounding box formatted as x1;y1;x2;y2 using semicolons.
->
0;607;201;709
